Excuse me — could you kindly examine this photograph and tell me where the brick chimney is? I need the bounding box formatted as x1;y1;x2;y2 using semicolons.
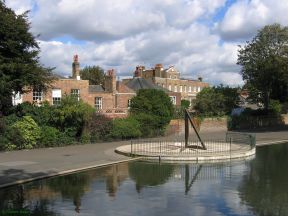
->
72;54;80;80
134;65;145;77
154;63;163;77
104;69;116;93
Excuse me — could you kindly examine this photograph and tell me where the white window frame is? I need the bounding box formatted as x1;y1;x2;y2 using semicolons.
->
168;85;172;91
128;99;132;108
180;85;183;92
95;97;103;110
170;96;177;105
189;86;192;92
174;85;177;92
52;89;62;105
33;90;43;102
71;89;80;101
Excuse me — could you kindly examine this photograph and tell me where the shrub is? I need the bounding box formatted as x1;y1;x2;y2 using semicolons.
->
50;95;95;137
39;126;61;147
134;113;161;137
181;100;190;109
84;113;112;142
130;89;174;137
11;116;41;149
109;117;141;139
269;100;282;115
12;102;53;126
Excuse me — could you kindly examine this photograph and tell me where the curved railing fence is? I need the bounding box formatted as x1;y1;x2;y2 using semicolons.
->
130;132;256;158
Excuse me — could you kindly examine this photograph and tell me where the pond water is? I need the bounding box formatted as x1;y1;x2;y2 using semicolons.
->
1;143;288;216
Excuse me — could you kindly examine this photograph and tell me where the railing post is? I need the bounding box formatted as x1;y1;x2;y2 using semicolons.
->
229;137;232;159
130;140;132;155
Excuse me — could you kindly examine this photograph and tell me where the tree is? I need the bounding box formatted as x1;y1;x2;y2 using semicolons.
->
237;24;288;110
0;1;54;115
181;99;190;109
50;95;95;137
214;85;239;113
80;66;105;85
194;87;226;116
130;89;174;136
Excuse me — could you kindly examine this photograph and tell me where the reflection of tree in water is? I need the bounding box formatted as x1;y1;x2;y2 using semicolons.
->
0;184;58;216
47;172;91;213
239;144;288;216
128;162;175;192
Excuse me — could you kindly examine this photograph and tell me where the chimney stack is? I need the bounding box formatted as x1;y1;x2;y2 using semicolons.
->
104;69;116;93
72;54;80;80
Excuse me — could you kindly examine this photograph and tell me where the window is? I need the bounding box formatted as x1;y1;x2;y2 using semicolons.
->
180;85;183;92
33;90;43;102
52;89;61;105
198;86;201;92
168;85;172;91
170;96;176;105
193;86;197;92
189;86;192;92
184;86;187;92
71;89;80;101
128;99;132;108
162;84;165;88
95;97;102;109
174;85;177;92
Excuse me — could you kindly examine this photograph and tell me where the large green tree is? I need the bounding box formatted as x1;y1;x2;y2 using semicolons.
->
194;85;239;116
129;89;174;136
0;1;54;115
237;24;288;110
80;65;105;85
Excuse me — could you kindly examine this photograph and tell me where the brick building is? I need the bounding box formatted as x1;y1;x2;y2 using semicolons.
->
18;56;181;118
123;64;209;104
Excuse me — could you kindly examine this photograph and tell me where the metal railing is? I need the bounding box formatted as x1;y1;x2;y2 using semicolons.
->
130;132;255;158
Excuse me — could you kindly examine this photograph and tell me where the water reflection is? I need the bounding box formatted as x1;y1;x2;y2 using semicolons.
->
0;144;287;216
239;144;288;216
128;162;175;192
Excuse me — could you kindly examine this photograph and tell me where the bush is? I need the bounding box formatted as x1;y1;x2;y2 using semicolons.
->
269;100;282;115
39;126;61;147
8;102;54;126
109;117;141;139
84;113;112;142
134;113;162;137
51;96;95;137
130;89;174;137
181;100;190;109
11;116;41;149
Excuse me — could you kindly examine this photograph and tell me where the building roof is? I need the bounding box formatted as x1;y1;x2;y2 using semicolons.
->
125;78;169;92
89;85;105;93
117;81;135;93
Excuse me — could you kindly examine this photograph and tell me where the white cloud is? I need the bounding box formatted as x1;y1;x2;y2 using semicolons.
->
218;0;288;40
5;0;35;15
6;0;260;86
28;0;226;42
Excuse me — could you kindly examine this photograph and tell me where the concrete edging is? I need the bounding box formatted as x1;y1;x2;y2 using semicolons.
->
0;157;140;189
115;144;256;162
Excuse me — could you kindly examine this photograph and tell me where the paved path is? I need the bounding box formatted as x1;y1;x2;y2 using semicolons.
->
0;129;287;188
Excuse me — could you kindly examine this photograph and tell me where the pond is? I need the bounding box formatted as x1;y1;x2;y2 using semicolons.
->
1;143;288;216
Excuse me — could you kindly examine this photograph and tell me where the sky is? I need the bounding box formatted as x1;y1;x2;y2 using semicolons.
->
5;0;288;86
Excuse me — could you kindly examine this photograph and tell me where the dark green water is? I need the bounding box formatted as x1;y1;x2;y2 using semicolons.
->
1;144;288;216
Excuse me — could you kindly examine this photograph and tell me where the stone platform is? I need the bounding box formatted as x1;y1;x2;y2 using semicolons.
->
115;141;256;162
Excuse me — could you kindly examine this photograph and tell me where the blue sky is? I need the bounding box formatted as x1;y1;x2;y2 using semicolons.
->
5;0;288;86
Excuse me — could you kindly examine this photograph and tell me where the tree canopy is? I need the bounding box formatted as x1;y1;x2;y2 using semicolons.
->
0;1;54;115
129;89;174;136
80;66;105;85
194;86;239;117
237;24;288;109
